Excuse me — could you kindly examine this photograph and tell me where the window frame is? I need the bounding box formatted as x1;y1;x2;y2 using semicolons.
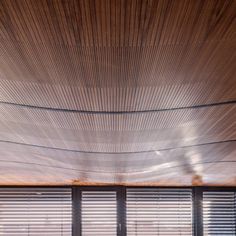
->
0;186;235;236
72;186;126;236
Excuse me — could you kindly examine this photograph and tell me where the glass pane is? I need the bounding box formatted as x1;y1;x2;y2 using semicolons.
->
203;191;236;236
81;191;117;236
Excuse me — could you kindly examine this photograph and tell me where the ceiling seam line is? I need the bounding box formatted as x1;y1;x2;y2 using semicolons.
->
0;159;235;174
0;139;235;154
0;99;235;114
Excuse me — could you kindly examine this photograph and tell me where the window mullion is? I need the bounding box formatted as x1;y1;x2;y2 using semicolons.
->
193;187;203;236
117;187;126;236
72;187;81;236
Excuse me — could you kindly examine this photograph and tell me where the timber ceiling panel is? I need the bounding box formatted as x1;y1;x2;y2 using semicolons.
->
0;103;235;152
0;0;236;185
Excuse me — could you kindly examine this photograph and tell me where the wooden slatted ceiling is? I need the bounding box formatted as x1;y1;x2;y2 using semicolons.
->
0;0;235;185
0;0;236;111
0;141;235;185
0;103;235;152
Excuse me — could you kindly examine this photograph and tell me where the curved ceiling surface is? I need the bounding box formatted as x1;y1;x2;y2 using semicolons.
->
0;0;236;185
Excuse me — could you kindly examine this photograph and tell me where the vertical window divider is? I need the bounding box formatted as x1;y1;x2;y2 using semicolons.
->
193;187;203;236
72;187;81;236
117;186;127;236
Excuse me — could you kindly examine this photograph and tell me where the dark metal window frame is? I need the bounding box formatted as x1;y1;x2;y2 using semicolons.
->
0;186;236;236
72;186;126;236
